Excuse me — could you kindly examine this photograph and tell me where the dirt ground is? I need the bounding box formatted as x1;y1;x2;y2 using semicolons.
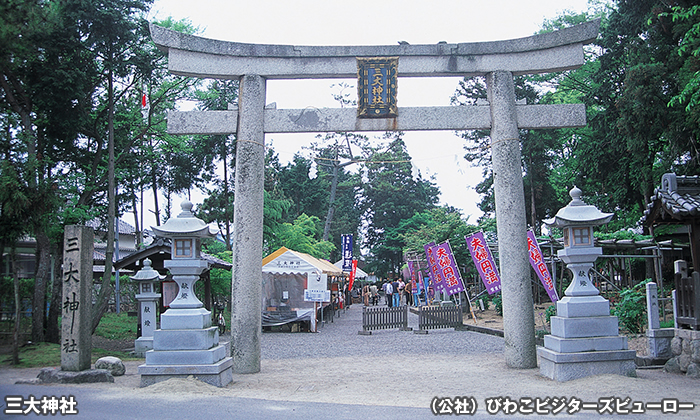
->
467;304;648;356
1;305;697;417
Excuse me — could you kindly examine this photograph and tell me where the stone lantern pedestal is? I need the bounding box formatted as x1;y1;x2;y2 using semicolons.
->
132;259;164;357
538;187;636;381
138;201;232;387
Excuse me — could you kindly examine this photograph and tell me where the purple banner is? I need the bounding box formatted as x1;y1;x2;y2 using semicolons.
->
407;261;419;292
416;268;424;292
430;241;465;296
466;232;502;295
424;242;445;291
527;230;559;303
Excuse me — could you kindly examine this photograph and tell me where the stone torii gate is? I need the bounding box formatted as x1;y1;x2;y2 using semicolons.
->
151;19;599;374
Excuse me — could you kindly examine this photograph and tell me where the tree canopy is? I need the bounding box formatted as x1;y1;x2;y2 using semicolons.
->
7;0;700;343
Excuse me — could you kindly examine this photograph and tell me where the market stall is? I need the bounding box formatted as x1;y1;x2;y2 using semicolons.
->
262;247;343;330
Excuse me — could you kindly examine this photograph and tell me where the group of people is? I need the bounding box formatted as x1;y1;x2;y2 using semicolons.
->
360;278;419;307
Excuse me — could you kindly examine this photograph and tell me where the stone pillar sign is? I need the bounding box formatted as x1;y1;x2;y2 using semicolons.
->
61;225;94;371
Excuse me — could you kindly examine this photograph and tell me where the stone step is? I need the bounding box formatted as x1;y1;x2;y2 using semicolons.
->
550;315;619;338
145;344;227;365
153;326;219;351
544;334;627;353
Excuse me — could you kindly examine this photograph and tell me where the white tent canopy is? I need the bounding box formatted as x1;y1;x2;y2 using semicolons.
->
261;247;342;328
333;260;369;279
264;247;342;275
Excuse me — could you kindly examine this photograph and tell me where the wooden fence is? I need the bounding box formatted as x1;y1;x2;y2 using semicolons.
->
675;271;700;330
359;306;411;335
415;305;464;334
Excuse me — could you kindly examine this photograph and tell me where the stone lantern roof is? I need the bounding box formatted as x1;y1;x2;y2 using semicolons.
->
543;186;613;228
130;259;165;282
151;200;218;238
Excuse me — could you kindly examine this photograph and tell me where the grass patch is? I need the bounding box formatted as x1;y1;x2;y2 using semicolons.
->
1;312;141;368
1;342;62;368
1;342;140;368
660;319;674;328
94;312;137;341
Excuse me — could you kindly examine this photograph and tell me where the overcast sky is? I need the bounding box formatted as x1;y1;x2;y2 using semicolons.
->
142;0;593;228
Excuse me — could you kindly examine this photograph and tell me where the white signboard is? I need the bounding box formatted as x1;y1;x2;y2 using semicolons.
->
304;289;331;302
307;272;327;291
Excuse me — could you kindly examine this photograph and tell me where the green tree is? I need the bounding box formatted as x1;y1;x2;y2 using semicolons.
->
277;214;335;259
361;134;440;276
576;0;699;228
194;79;239;249
400;206;478;267
0;0;205;340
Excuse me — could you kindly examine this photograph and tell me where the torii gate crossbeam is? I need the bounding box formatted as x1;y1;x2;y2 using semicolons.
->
151;19;600;374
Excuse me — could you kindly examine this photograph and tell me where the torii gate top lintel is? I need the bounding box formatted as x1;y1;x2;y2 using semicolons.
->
150;19;600;79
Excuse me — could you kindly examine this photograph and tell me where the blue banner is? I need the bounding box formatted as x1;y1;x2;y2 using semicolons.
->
342;234;353;272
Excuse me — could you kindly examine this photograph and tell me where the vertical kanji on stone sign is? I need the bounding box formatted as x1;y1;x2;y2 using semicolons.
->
61;225;93;371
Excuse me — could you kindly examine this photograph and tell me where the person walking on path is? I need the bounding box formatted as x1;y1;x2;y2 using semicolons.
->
405;280;412;306
383;280;393;307
362;283;370;306
392;278;401;307
369;283;378;305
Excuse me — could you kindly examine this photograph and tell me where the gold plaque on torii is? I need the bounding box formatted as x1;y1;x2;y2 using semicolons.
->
357;57;398;118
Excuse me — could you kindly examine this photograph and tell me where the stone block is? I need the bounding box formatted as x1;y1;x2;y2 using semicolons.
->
672;336;683;356
160;308;212;330
692;340;700;363
94;356;126;376
635;355;670;367
686;362;700;378
676;328;700;340
647;328;675;339
538;347;636;382
664;357;682;374
544;335;627;353
647;329;675;359
139;356;233;387
550;315;619;338
153;327;219;351
683;336;691;354
648;336;672;359
37;367;114;384
145;345;227;365
556;296;610;318
679;354;692;372
134;336;153;357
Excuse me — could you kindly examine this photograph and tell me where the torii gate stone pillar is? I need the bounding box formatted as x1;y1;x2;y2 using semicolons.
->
151;19;600;373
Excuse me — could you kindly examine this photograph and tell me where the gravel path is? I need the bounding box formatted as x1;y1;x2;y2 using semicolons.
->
1;303;698;418
260;303;503;360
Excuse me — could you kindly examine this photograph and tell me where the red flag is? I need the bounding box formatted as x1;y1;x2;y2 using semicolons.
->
348;259;358;291
141;93;147;108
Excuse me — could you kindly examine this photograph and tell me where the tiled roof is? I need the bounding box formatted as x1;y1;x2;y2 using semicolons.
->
93;245;137;262
642;173;700;225
85;219;137;235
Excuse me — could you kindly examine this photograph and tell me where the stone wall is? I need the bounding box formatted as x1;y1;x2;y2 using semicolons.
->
664;329;700;378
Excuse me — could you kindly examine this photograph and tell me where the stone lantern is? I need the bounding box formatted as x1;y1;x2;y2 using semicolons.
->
546;186;612;300
538;186;636;381
138;200;233;387
151;200;215;312
131;258;164;356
